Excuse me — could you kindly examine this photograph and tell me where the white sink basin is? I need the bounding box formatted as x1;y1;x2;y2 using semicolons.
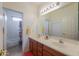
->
40;36;79;51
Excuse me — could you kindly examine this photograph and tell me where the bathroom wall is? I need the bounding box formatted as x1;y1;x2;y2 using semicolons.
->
3;2;38;52
45;3;78;40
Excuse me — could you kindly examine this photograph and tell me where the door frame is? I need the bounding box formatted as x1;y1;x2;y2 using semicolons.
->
3;7;23;52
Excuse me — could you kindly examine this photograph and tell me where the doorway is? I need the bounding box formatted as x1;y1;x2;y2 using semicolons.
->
4;8;23;56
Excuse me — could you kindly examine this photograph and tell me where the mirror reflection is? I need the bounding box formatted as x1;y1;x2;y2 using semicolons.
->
40;2;78;41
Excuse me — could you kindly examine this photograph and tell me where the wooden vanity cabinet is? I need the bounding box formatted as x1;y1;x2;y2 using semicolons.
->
29;37;65;56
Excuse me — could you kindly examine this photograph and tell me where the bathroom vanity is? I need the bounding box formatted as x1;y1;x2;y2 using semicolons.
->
28;35;79;56
29;37;65;56
27;3;79;56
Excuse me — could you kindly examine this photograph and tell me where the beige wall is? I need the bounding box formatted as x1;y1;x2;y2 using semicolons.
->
3;2;38;52
44;3;78;40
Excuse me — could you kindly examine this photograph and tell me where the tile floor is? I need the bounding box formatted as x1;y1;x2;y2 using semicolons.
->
7;45;22;56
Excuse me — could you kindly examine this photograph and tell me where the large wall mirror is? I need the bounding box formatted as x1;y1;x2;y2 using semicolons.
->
41;2;78;41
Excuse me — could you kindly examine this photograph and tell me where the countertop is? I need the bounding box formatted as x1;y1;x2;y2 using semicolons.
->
29;34;79;56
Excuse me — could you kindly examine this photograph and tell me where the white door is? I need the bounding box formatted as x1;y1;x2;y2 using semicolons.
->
4;8;23;48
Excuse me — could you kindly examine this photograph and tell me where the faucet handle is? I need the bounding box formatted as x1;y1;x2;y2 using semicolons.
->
59;39;64;44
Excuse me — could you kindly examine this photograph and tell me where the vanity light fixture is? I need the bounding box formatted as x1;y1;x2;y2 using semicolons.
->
40;2;61;15
40;2;70;15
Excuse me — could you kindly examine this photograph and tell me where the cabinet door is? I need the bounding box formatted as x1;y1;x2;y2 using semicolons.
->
29;38;33;52
43;50;51;56
43;45;54;56
32;44;37;56
37;42;43;56
38;51;43;56
32;40;38;56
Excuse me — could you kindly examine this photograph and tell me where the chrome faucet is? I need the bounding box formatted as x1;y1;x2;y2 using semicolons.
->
59;39;64;44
